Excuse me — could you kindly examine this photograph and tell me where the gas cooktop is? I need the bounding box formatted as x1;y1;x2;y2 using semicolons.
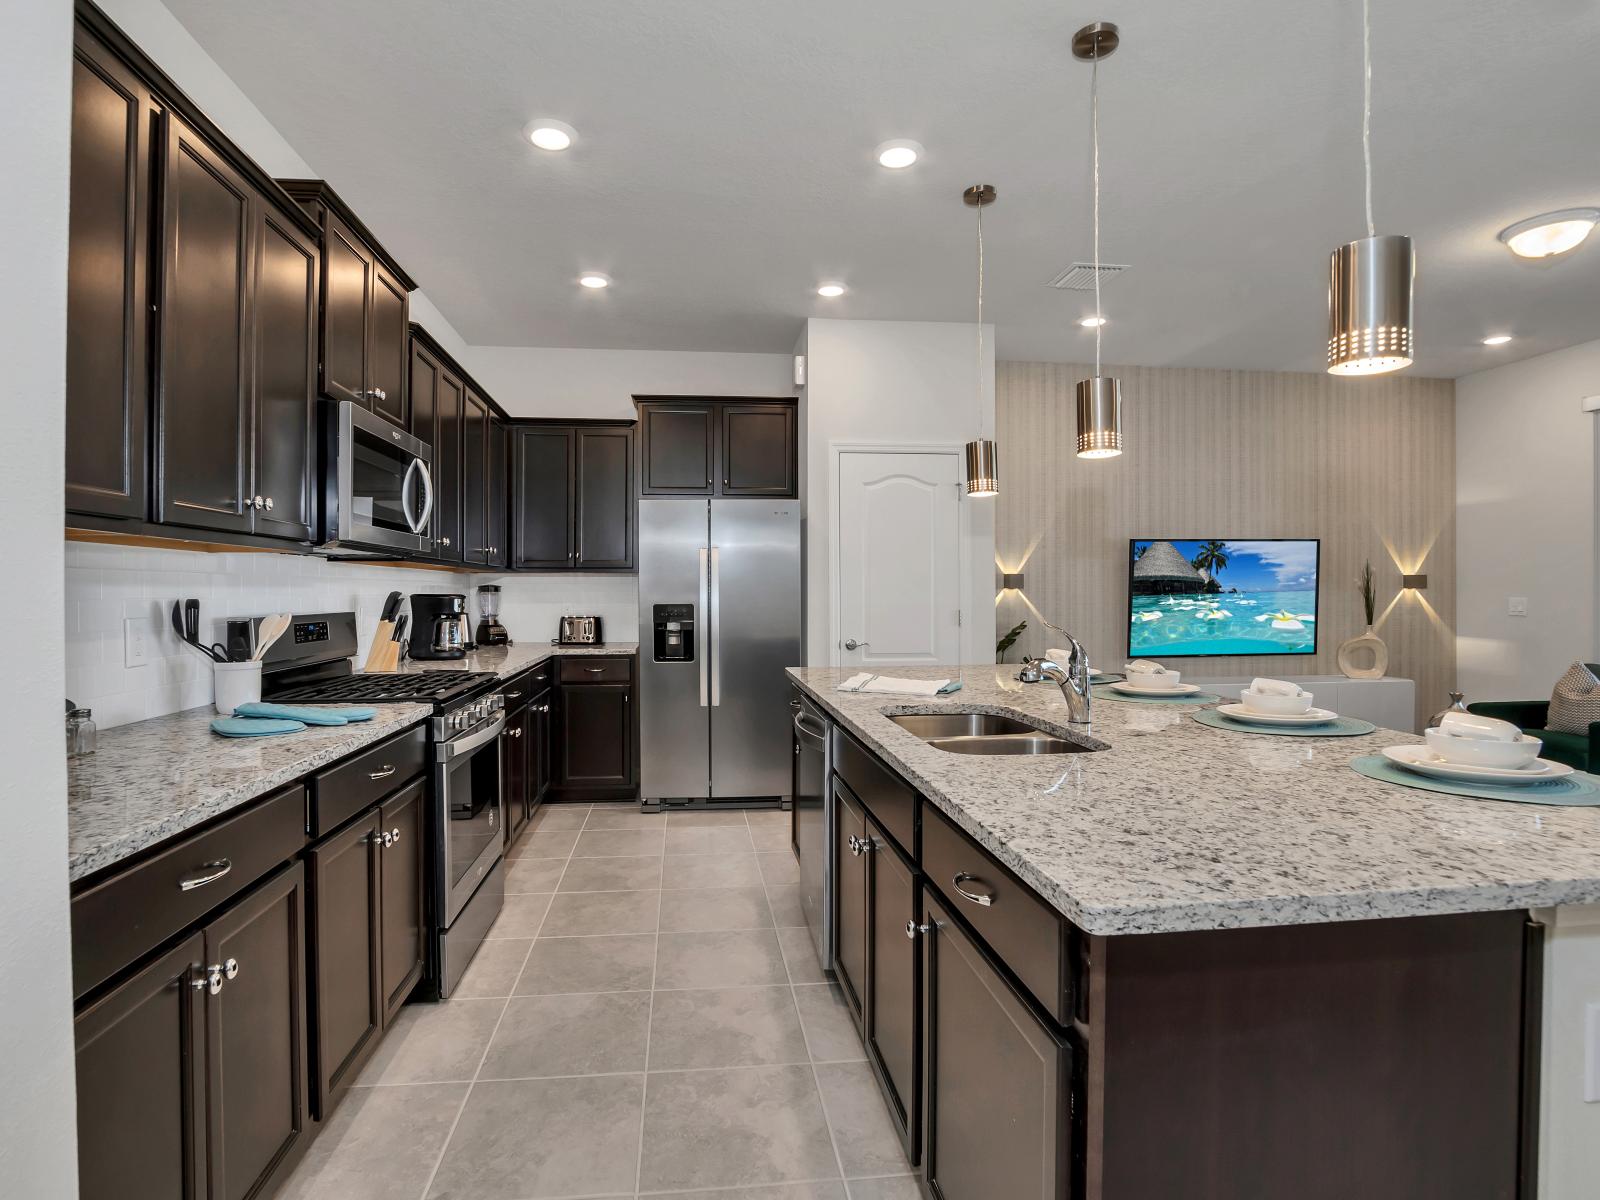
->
266;670;495;710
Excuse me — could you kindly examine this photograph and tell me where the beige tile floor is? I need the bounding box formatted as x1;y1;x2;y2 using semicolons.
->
280;802;920;1200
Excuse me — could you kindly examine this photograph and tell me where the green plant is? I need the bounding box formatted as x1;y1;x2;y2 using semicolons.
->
1357;560;1376;626
996;620;1027;664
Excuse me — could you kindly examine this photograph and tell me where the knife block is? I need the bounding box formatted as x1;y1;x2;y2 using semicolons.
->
363;621;401;672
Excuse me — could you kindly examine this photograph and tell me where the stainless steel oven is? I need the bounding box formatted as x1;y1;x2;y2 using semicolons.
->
435;697;507;928
321;400;434;556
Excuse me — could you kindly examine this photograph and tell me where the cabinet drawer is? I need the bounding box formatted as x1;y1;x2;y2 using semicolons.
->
72;783;307;1000
832;727;916;855
921;801;1071;1025
503;664;553;703
310;725;427;837
560;656;633;684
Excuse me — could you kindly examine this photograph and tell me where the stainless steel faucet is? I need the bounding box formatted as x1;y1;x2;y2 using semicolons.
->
1037;621;1092;730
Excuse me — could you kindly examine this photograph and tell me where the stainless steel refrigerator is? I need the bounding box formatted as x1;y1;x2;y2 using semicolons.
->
638;499;802;808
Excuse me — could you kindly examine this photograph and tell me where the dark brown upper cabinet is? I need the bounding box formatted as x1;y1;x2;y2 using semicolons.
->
635;398;797;498
461;389;491;566
279;180;416;428
66;23;154;521
511;423;635;572
487;417;508;571
251;208;319;542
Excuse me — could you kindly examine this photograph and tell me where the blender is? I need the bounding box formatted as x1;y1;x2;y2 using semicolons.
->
475;585;510;646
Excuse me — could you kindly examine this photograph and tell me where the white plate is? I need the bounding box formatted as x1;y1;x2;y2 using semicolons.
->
1216;703;1340;726
1381;744;1574;784
1110;680;1201;697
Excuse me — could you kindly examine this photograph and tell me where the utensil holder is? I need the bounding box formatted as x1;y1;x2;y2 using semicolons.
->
213;660;263;716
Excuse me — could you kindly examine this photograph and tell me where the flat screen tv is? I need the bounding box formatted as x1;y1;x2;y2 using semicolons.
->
1127;539;1321;658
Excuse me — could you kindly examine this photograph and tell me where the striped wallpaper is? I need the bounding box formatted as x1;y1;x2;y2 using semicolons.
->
994;361;1457;730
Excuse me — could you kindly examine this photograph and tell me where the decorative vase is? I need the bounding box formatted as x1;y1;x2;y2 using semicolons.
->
1337;625;1388;679
1427;692;1468;729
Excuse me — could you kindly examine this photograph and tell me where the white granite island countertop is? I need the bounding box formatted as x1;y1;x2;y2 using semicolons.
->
788;665;1600;935
67;702;433;884
396;641;638;681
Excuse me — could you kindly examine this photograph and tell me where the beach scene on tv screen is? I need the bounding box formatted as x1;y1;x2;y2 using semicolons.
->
1128;539;1318;657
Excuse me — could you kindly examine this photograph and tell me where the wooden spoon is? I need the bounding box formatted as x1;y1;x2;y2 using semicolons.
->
251;613;292;662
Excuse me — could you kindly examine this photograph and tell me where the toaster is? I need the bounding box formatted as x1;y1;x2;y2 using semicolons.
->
557;615;603;645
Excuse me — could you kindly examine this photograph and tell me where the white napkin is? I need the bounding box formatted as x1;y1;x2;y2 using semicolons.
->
1439;710;1520;742
1249;677;1304;697
837;673;956;696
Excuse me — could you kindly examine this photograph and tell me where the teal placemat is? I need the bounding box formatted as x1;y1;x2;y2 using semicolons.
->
1092;684;1221;706
1194;709;1376;737
1350;753;1600;806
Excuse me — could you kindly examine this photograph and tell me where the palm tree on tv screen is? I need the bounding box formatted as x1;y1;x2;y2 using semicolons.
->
1191;540;1230;591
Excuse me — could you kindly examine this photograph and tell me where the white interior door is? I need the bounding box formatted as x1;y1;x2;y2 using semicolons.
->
836;450;962;668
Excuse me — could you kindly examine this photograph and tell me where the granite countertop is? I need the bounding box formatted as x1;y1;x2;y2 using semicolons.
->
789;665;1600;935
397;641;639;681
67;703;433;884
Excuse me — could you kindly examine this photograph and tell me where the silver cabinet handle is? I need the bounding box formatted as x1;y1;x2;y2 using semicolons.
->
505;691;524;699
390;827;400;844
952;872;996;907
844;639;869;651
223;957;239;981
905;919;931;939
848;834;870;857
379;831;393;848
435;536;452;548
264;497;274;511
252;495;264;510
507;727;523;738
586;667;604;673
367;765;396;781
179;860;233;891
538;704;550;713
195;964;225;995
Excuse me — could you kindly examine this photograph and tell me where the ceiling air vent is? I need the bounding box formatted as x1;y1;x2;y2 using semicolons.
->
1046;262;1129;290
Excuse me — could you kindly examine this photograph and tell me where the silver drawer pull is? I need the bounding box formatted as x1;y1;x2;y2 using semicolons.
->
390;827;400;845
179;860;233;891
848;834;872;857
952;872;996;907
367;765;397;781
585;667;605;673
905;919;931;940
223;957;239;981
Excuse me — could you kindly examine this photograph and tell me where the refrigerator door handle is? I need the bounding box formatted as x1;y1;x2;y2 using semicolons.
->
709;546;722;707
698;546;710;707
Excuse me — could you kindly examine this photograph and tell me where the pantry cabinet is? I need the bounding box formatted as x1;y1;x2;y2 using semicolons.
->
635;397;797;498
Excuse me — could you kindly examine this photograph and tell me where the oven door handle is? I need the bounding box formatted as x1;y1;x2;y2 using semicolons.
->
437;712;508;760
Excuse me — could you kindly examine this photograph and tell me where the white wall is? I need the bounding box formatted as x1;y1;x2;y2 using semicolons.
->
465;346;796;419
1456;339;1600;701
801;318;995;666
3;0;80;1190
1536;905;1600;1200
480;572;639;647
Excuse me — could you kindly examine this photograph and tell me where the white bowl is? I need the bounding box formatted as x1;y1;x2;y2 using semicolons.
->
1423;726;1541;770
1240;688;1313;716
1125;669;1181;691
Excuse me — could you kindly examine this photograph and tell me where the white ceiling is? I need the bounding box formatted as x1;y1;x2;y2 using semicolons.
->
164;0;1600;377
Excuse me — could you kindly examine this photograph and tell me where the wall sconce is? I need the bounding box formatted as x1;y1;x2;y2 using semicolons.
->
1001;573;1025;591
1401;574;1427;590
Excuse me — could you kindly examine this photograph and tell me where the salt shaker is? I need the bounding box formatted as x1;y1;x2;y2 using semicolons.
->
66;705;98;758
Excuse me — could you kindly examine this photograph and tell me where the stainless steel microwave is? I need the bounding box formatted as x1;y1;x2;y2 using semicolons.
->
320;400;434;556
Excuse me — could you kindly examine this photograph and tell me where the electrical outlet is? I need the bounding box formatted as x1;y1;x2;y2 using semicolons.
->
123;616;153;668
1507;596;1528;618
1587;1002;1600;1103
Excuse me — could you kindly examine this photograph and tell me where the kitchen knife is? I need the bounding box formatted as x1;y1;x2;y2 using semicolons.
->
380;591;403;624
392;614;408;642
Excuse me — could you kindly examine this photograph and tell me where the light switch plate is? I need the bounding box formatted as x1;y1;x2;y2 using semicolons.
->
123;615;153;667
1508;596;1528;617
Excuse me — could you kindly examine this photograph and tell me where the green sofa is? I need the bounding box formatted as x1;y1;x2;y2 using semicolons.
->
1467;695;1600;772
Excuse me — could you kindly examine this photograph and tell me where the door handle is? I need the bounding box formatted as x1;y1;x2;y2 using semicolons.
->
698;547;710;708
844;639;869;651
709;546;721;707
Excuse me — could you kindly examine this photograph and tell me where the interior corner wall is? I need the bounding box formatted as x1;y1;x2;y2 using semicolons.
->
802;318;995;667
996;362;1457;730
1455;338;1600;703
4;0;80;1190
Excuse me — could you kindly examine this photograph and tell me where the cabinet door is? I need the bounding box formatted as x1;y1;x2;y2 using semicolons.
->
379;780;426;1022
502;703;530;840
409;338;441;551
834;781;867;1026
640;403;715;495
158;114;253;534
461;389;490;565
205;863;310;1200
251;208;318;542
922;892;1071;1200
487;417;508;569
530;689;552;807
368;262;409;426
721;404;796;496
558;684;632;787
575;426;634;569
66;26;152;520
307;814;379;1117
74;932;205;1200
866;815;918;1157
435;369;464;561
513;426;574;569
321;214;371;407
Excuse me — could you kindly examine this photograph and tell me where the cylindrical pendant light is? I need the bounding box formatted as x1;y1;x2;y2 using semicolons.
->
1326;0;1415;376
1073;22;1123;460
963;184;998;497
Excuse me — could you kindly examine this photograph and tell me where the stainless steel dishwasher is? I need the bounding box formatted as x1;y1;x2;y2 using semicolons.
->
791;689;834;970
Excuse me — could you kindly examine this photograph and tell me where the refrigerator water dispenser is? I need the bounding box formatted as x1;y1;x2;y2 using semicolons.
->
652;603;696;662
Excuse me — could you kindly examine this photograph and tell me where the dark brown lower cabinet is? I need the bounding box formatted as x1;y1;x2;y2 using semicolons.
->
307;811;380;1115
502;698;532;839
378;781;425;1022
834;782;867;1026
865;814;918;1156
530;687;552;809
557;683;633;790
922;892;1072;1200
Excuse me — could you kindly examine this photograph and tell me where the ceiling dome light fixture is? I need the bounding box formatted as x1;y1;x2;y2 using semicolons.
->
578;272;610;289
1498;208;1600;259
875;139;924;169
816;282;847;298
1073;21;1123;459
1326;0;1415;376
963;184;999;497
525;119;577;151
1481;334;1513;346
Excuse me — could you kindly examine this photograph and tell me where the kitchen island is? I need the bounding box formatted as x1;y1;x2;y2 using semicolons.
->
788;664;1600;1200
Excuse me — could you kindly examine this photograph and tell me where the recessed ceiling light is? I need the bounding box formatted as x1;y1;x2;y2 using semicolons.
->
578;272;610;289
1497;208;1599;258
1481;334;1513;346
875;139;924;170
525;119;577;151
816;283;846;298
1078;315;1108;328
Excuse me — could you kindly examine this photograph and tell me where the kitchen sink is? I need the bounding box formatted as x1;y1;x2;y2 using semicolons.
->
887;712;1101;755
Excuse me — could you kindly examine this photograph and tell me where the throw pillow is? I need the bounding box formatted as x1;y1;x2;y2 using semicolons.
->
1547;662;1600;735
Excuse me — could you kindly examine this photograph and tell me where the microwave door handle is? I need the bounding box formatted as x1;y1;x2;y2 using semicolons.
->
413;456;435;533
698;547;710;708
709;546;721;707
399;457;421;533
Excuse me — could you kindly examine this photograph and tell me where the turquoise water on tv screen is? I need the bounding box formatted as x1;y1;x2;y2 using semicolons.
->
1128;589;1317;657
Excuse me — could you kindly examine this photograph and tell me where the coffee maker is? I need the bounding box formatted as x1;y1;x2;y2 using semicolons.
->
475;585;510;646
408;593;469;660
